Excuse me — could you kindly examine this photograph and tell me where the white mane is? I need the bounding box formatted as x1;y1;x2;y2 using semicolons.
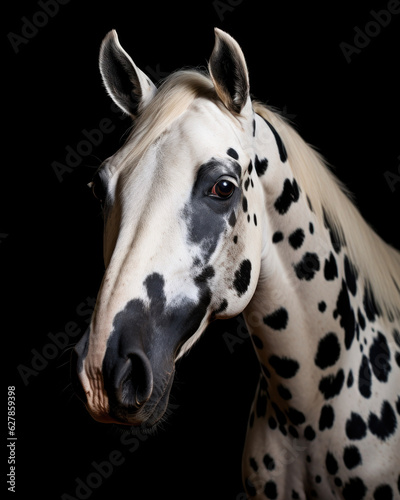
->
253;101;400;323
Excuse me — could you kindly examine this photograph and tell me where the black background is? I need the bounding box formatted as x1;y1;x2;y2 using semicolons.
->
4;1;399;499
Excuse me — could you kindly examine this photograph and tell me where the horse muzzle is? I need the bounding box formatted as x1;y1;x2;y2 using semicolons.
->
71;325;176;428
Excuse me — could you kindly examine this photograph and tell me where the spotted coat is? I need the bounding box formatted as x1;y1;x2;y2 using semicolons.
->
73;29;400;500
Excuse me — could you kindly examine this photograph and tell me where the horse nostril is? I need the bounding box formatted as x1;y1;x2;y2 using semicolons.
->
117;351;153;409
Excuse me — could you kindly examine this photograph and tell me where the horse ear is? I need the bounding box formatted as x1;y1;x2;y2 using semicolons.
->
208;28;250;114
99;30;157;118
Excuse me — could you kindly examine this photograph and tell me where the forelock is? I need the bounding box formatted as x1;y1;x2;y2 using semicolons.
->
113;70;221;177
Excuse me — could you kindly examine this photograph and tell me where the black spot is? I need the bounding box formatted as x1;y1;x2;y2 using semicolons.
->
272;231;284;243
233;259;252;297
288;228;305;250
323;209;343;254
358;308;366;330
314;332;341;369
334;280;356;350
274;178;300;215
233;235;238;244
373;484;393;500
254;214;257;226
307;196;314;212
324;252;338;281
244;178;250;191
393;329;400;347
228;210;237;227
269;355;300;378
254;154;269;177
343;477;367;500
358;355;372;399
252;334;263;349
263;453;275;471
347;369;354;387
248;160;253;175
293;252;320;281
304;425;316;441
325;451;339;475
271;402;287;426
368;400;397;441
319;369;345;399
185;158;241;262
264;480;278;499
227;147;239;160
318;301;327;312
369;332;391;382
262;117;288;163
286;407;305;425
242;196;248;213
247;214;251;223
319;404;334;430
396;396;400;416
252;118;256;137
280;425;289;438
249;457;258;472
268;416;277;429
292;490;300;499
344;255;358;296
263;307;289;331
346;412;367;440
212;299;228;319
309;221;314;234
315;475;321;483
194;265;215;283
277;384;292;400
343;445;362;470
279;425;287;437
363;282;380;322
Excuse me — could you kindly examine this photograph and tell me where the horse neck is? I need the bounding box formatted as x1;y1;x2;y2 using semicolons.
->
244;153;374;409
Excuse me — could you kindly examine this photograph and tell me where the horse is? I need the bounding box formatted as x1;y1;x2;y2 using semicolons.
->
72;28;400;499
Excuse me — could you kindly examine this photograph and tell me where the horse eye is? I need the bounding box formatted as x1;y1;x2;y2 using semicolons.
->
210;179;235;199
